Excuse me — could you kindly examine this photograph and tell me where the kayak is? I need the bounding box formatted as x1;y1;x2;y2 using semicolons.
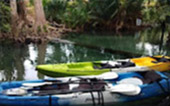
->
0;71;170;106
36;55;170;77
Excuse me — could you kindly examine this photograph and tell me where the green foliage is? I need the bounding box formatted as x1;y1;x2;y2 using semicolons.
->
88;0;119;27
90;0;119;20
43;0;91;28
0;1;11;33
142;0;170;25
61;0;91;28
30;0;34;5
43;0;143;30
43;0;67;22
37;0;170;32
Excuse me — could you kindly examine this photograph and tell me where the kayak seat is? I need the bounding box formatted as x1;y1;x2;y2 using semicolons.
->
138;71;162;84
117;61;135;68
93;63;114;69
75;79;106;92
151;56;170;63
34;83;70;95
93;61;135;69
39;83;69;91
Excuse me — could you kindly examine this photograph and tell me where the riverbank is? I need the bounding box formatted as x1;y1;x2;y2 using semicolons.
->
0;24;149;44
0;23;73;44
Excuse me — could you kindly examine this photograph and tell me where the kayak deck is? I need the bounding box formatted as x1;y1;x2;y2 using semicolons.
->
0;71;170;106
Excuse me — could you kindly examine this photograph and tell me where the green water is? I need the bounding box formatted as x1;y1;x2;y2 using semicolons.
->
0;28;170;105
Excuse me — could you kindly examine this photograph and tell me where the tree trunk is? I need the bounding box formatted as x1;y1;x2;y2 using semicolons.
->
10;0;19;36
34;0;46;29
10;0;18;19
17;0;28;22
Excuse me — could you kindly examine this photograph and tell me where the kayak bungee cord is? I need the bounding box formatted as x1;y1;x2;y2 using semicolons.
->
101;91;104;106
156;78;170;94
167;79;170;94
96;91;105;106
90;91;96;106
90;91;104;106
157;81;167;94
90;79;96;106
97;91;101;105
49;95;52;106
163;78;170;94
88;79;105;106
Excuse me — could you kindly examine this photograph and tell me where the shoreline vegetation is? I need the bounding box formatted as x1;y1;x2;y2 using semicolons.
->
0;0;170;44
0;0;73;44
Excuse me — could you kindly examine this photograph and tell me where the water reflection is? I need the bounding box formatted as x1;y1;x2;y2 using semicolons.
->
135;27;169;55
136;42;167;55
136;27;168;44
0;42;28;81
0;28;170;81
60;44;76;62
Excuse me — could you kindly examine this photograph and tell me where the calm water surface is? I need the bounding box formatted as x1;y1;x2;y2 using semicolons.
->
0;28;170;105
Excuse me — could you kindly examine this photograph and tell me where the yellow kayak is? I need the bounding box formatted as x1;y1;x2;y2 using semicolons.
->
131;56;170;72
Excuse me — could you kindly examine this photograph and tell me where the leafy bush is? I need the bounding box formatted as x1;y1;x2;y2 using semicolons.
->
61;0;91;28
43;0;67;23
142;0;170;25
0;1;11;33
43;0;143;30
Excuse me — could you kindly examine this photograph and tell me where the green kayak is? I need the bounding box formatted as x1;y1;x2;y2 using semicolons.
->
36;61;110;77
36;56;170;77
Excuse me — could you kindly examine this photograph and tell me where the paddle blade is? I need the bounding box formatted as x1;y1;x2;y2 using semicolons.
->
23;82;52;87
3;88;28;96
117;77;143;85
109;84;141;96
98;72;118;80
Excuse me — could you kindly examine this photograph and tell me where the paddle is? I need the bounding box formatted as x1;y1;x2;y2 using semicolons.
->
117;77;143;85
2;88;28;96
22;82;53;87
23;72;118;87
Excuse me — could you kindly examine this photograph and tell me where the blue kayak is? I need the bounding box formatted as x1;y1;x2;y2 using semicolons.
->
0;71;170;106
